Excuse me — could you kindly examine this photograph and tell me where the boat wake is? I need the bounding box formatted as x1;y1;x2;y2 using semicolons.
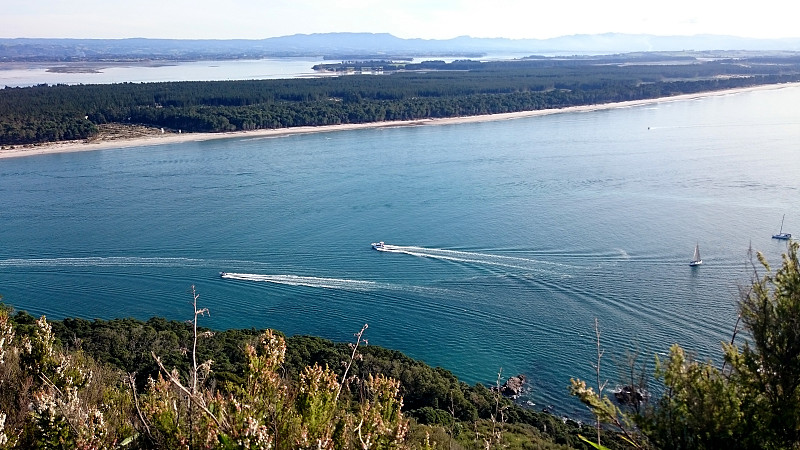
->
0;256;209;268
373;244;577;275
220;272;445;294
220;273;378;291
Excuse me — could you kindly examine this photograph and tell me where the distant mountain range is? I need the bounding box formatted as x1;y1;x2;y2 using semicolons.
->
2;33;800;61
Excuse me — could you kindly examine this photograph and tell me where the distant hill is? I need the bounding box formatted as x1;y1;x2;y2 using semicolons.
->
2;32;800;61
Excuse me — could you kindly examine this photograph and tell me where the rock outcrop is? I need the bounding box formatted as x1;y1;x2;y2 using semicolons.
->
499;374;526;398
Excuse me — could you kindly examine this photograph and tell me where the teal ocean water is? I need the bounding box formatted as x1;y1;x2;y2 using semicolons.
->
1;85;798;415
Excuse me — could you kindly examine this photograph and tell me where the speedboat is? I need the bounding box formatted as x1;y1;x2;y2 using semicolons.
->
371;241;387;251
219;272;227;277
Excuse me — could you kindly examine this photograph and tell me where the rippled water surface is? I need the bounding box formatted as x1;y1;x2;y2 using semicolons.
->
1;85;798;415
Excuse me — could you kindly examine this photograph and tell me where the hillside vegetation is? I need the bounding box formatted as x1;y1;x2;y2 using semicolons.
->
0;297;593;449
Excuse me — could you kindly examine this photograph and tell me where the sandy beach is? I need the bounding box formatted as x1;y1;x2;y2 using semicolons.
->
2;82;797;160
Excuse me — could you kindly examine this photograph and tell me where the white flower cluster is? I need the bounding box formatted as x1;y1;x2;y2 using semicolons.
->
261;332;286;364
240;415;273;449
35;316;56;359
0;412;7;446
32;388;60;427
0;313;14;364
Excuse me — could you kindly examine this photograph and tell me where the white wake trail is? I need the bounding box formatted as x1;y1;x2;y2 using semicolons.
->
376;245;576;275
0;257;208;267
220;272;449;295
221;273;378;291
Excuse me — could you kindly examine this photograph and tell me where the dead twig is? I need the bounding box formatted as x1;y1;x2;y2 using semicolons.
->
151;351;225;430
127;372;152;439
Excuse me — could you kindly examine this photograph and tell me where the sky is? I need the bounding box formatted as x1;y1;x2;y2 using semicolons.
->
4;0;798;40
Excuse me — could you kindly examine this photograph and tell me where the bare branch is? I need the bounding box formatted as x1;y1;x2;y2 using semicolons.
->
128;372;152;439
594;318;605;446
151;351;225;430
335;323;368;404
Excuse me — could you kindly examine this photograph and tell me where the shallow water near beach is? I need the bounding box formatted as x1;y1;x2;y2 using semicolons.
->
1;85;799;416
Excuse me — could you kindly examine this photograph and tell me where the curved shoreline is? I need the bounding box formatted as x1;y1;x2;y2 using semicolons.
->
2;82;798;160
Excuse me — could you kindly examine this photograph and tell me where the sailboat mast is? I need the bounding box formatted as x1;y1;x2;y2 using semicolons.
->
690;243;702;266
780;214;786;234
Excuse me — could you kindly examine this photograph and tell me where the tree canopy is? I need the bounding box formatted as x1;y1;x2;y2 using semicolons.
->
3;55;800;146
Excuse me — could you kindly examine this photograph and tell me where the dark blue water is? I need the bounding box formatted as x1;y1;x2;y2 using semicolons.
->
1;85;798;416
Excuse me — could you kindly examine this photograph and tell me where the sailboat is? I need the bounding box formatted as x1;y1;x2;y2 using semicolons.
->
772;214;792;240
689;243;702;266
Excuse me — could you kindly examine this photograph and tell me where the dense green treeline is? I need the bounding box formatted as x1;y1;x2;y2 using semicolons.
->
3;55;800;145
2;305;597;449
45;313;592;445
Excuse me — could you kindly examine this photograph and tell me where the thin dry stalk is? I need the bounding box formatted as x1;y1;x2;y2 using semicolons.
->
190;285;209;397
592;318;607;446
128;372;152;439
489;368;504;447
335;323;368;404
151;351;224;430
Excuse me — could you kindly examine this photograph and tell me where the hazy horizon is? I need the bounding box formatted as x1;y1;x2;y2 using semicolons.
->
3;0;798;41
5;31;800;42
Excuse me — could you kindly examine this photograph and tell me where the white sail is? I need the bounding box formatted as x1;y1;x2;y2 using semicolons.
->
690;243;702;266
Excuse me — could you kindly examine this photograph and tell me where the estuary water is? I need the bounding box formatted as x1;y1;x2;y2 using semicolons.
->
0;58;329;87
0;55;515;87
1;85;799;415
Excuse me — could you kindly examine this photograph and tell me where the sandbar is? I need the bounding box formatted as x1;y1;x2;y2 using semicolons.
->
2;82;797;160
